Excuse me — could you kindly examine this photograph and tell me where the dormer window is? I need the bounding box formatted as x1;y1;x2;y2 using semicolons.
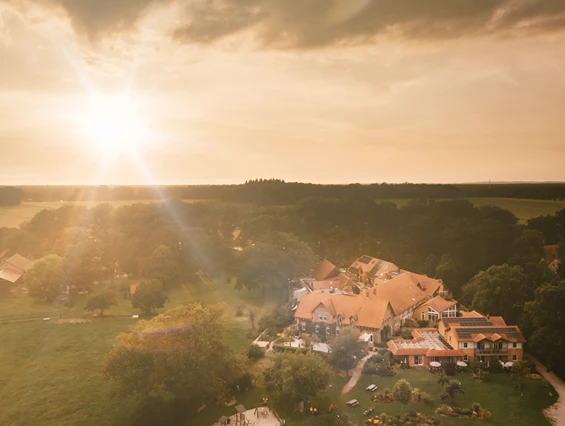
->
338;315;343;326
350;316;355;325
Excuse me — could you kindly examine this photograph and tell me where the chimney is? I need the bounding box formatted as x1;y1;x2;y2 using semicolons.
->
486;314;490;320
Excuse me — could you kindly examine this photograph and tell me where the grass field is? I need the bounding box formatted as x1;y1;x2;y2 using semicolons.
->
0;275;275;426
379;197;565;224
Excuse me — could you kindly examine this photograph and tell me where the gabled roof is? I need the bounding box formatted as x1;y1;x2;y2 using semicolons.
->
425;296;457;313
368;273;430;314
313;259;339;281
0;268;23;283
444;312;525;343
2;254;33;272
312;273;355;291
544;245;559;264
387;329;463;357
294;292;393;330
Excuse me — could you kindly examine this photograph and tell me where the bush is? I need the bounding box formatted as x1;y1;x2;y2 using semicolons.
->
235;304;245;317
421;392;434;405
380;413;388;422
403;318;418;328
472;402;481;413
526;373;543;380
363;363;376;375
247;344;265;361
417;319;430;328
489;360;505;373
401;329;414;339
373;353;385;364
461;408;473;416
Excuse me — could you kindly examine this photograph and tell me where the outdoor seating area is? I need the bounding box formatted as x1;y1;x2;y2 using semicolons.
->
346;399;360;407
456;361;468;372
429;361;442;372
214;404;282;426
366;384;377;392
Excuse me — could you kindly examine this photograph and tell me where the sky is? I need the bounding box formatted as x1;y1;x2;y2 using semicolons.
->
0;0;564;185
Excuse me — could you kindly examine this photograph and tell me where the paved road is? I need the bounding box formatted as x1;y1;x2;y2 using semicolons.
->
528;356;565;426
341;353;373;395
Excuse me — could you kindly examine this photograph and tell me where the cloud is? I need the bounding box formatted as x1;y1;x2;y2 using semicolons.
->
173;0;565;49
3;0;565;49
1;0;174;40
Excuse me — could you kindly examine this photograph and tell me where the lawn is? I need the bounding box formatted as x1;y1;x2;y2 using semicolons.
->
0;274;272;426
379;198;565;223
280;367;557;426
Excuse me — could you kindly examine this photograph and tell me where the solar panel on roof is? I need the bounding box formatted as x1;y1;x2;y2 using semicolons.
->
455;327;520;339
359;256;373;264
368;260;385;277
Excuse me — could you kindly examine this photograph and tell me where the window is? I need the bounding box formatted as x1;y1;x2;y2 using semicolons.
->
421;312;425;320
513;355;517;361
315;324;320;333
335;328;340;335
326;326;331;334
350;317;355;325
301;322;306;331
338;315;342;326
323;315;327;321
318;314;323;320
463;343;468;348
513;343;517;348
414;355;423;365
478;342;485;350
464;355;468;361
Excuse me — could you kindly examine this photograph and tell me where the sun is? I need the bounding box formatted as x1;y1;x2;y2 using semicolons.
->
77;92;148;156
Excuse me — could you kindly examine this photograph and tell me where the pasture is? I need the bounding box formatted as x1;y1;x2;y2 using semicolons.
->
0;275;272;426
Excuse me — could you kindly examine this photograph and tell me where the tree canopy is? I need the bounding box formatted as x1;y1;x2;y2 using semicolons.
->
85;290;118;316
327;327;364;372
264;351;332;405
103;303;241;405
25;254;64;302
131;280;168;314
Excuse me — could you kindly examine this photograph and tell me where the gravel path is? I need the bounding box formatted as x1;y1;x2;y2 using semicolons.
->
528;356;565;426
341;353;373;395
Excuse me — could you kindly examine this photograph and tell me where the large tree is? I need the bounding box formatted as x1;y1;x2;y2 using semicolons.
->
131;280;168;314
85;290;118;316
525;280;565;378
327;327;364;373
25;254;64;302
264;351;332;407
235;232;315;295
103;303;241;405
147;245;179;288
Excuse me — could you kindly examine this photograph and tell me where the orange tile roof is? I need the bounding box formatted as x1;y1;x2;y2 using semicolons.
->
544;245;559;264
426;349;464;357
461;310;484;318
313;259;339;281
294;292;393;329
425;296;457;313
312;273;354;291
368;273;430;314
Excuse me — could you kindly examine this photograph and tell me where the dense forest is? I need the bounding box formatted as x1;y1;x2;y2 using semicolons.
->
0;187;23;206
1;195;565;378
15;182;565;204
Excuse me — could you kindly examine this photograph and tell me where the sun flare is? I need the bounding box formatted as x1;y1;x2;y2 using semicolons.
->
77;92;148;155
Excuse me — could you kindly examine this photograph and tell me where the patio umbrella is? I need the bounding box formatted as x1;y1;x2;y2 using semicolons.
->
456;361;468;367
505;362;514;367
430;361;441;368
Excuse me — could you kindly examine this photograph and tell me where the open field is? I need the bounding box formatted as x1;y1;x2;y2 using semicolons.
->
0;275;275;426
0;199;209;229
379;197;565;223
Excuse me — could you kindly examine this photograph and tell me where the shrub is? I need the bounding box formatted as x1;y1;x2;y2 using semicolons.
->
373;353;384;364
489;360;505;373
403;318;418;328
235;304;245;317
421;392;434;405
401;329;414;339
376;363;397;377
247;344;265;361
384;388;391;396
417;319;430;328
461;408;473;416
407;410;418;418
472;402;481;413
363;363;376;375
380;413;388;422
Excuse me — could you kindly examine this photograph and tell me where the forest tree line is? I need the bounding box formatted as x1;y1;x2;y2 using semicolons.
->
1;197;565;378
13;182;565;205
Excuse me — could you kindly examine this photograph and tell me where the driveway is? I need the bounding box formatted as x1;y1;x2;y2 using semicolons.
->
528;355;565;426
341;353;373;395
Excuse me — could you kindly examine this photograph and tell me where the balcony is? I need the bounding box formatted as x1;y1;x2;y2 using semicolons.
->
475;348;508;356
